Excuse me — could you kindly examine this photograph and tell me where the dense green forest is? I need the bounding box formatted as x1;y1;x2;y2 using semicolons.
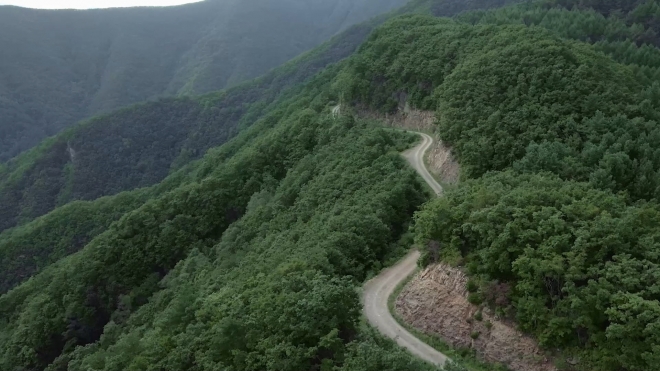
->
4;0;660;370
0;0;527;235
0;20;381;233
0;0;409;161
416;172;660;371
0;61;433;370
0;190;152;294
401;1;660;370
3;0;439;235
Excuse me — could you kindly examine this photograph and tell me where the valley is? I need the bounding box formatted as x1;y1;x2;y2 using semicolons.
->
0;0;410;161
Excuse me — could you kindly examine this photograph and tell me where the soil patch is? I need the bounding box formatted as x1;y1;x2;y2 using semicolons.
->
358;107;460;184
395;264;557;371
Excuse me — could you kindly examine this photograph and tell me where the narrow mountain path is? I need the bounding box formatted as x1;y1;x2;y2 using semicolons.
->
362;132;448;367
402;132;443;196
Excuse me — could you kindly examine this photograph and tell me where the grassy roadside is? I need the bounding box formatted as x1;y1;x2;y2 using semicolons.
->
387;254;511;371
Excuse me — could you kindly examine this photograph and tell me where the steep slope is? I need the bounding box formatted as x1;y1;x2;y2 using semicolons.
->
0;190;151;294
0;0;538;235
0;0;409;161
0;61;432;370
338;3;660;370
0;23;377;233
5;1;660;371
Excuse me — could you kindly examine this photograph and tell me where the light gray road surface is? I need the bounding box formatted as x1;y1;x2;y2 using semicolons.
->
402;132;443;196
362;132;448;367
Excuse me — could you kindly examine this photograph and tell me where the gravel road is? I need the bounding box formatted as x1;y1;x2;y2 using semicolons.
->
362;132;448;367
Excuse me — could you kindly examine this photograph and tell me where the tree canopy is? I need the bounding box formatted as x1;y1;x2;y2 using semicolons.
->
0;62;431;370
5;1;660;370
403;1;660;370
0;0;409;161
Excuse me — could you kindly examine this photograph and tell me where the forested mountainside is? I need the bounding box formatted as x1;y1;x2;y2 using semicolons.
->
389;2;660;370
0;61;432;370
3;0;660;370
0;22;378;235
0;0;529;238
0;0;409;161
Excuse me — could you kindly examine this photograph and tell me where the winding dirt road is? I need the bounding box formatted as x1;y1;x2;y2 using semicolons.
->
362;132;448;367
402;132;443;196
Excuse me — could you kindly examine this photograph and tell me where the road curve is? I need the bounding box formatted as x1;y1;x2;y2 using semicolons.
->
362;132;448;367
402;132;443;196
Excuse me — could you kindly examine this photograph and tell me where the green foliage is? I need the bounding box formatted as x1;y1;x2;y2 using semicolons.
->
415;171;660;370
337;327;436;371
0;70;428;369
0;14;390;234
346;15;632;168
0;0;550;296
8;1;660;370
467;293;484;306
0;190;149;294
404;5;660;369
443;361;470;371
457;1;660;83
550;0;651;17
437;30;640;177
341;11;660;205
0;0;409;161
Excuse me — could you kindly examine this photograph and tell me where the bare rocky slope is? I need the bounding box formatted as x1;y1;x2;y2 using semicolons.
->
364;110;550;370
360;108;460;184
396;264;557;371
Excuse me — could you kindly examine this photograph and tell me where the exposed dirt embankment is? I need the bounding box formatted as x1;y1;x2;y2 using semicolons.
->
358;107;460;184
377;107;437;132
395;264;556;371
427;139;459;185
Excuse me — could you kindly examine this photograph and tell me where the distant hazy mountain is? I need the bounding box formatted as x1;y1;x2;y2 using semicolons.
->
0;0;408;161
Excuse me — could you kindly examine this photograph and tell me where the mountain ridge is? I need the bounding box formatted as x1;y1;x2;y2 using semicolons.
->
0;0;409;161
3;1;660;370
